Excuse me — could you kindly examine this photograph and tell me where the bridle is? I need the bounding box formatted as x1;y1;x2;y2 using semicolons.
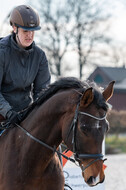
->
67;102;107;172
1;102;107;172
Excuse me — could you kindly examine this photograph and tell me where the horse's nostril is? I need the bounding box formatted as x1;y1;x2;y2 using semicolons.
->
87;176;95;185
87;175;105;186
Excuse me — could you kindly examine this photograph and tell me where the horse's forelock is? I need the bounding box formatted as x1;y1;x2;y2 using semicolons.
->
93;88;108;111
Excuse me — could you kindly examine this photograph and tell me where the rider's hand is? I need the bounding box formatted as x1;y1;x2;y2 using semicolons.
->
6;110;22;124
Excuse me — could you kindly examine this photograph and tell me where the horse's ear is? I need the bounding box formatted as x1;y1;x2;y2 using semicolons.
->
80;88;94;107
102;81;115;102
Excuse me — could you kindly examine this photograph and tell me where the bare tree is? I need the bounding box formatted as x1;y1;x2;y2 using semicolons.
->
29;0;112;79
33;0;73;78
66;0;112;79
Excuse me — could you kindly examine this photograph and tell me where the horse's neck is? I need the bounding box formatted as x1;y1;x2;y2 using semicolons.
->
20;91;76;160
14;101;65;176
21;105;62;154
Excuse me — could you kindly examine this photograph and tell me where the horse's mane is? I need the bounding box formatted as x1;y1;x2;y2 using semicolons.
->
20;77;107;121
37;77;89;105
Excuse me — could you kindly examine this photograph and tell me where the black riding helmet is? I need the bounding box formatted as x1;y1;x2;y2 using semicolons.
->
10;5;41;31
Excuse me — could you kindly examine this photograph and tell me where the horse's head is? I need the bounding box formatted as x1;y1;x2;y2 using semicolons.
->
63;81;115;187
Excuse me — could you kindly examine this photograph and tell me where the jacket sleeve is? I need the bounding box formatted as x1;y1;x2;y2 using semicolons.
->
33;51;51;101
0;50;12;117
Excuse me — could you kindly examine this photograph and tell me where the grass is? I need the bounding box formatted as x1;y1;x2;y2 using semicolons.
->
105;135;126;154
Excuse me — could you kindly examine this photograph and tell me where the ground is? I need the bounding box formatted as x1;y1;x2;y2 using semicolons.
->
105;154;126;190
64;154;126;190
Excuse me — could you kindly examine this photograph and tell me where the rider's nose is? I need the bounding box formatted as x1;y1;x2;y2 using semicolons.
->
27;31;33;37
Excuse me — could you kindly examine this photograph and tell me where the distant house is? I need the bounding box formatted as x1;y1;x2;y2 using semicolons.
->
88;66;126;110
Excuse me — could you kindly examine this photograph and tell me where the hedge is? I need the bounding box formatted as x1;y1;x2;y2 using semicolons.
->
107;109;126;134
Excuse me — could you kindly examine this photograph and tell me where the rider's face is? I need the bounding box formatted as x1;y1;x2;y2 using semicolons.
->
13;26;35;48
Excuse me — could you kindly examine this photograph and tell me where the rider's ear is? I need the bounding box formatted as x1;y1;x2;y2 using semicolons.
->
13;25;17;34
102;81;115;102
80;88;94;107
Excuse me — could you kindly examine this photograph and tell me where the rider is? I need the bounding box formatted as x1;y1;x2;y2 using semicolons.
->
0;5;51;125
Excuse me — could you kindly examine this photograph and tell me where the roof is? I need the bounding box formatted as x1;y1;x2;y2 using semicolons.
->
114;78;126;90
99;66;126;82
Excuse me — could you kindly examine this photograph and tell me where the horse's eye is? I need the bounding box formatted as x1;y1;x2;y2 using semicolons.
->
80;125;90;136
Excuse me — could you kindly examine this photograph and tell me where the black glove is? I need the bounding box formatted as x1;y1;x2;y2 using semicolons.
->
6;110;22;124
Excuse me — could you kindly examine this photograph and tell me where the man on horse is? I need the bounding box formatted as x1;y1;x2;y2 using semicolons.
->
0;5;51;129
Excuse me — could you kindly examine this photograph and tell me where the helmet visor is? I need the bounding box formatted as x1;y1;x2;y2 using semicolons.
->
15;24;41;31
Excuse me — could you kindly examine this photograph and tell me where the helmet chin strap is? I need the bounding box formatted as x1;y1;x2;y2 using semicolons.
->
15;27;24;48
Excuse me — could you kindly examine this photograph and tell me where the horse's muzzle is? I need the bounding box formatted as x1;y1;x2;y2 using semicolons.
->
86;175;105;186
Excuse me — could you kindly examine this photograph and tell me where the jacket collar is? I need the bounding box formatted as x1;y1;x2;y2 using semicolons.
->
11;33;35;54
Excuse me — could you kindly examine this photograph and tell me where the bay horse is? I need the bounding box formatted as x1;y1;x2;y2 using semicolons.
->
0;77;114;190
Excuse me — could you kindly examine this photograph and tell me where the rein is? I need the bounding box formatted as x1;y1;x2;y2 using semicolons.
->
1;101;107;172
15;102;107;172
15;123;76;164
